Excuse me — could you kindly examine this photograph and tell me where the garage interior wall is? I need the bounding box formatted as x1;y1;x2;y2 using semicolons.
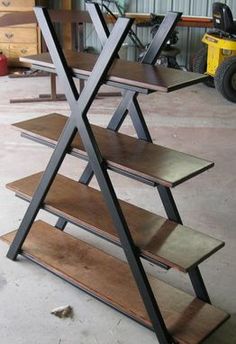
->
48;0;236;67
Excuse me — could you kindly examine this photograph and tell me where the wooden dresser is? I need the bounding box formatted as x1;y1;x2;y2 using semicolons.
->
0;0;47;66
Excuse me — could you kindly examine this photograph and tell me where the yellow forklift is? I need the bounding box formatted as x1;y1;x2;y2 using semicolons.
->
193;2;236;102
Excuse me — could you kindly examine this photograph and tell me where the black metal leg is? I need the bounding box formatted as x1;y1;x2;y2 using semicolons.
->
107;90;129;131
189;266;211;303
157;185;183;224
157;184;211;303
127;92;153;141
55;163;94;230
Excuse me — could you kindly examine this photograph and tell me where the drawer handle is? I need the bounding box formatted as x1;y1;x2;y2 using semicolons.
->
20;49;28;54
2;1;11;6
5;32;13;39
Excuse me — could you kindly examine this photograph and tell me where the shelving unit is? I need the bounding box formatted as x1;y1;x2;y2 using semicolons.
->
1;4;230;344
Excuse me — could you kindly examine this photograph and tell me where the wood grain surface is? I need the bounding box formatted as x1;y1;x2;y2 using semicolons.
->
7;172;224;272
20;50;208;93
13;113;214;187
1;220;229;344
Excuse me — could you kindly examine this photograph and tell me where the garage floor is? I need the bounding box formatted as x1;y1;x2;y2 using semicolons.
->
0;75;235;344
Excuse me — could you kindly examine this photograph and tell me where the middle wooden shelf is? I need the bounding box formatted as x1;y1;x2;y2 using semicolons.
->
13;113;214;187
7;171;224;273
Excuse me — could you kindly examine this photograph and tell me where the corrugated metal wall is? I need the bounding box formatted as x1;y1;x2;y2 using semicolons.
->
54;1;236;67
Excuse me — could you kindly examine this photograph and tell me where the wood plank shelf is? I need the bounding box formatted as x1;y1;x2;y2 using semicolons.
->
13;113;214;188
20;51;208;94
0;220;229;344
7;172;224;273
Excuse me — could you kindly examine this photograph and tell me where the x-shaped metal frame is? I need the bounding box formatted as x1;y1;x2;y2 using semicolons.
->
7;6;177;344
55;3;211;304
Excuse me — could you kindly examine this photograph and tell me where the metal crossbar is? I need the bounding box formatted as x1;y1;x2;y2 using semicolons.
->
6;6;178;344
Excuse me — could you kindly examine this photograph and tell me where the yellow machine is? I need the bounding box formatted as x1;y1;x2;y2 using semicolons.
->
193;2;236;102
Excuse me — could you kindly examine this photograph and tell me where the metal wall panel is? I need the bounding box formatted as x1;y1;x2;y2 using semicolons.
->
190;0;209;15
136;0;155;13
155;0;173;13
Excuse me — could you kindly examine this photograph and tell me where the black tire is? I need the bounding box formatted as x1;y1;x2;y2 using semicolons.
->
215;56;236;103
192;47;215;88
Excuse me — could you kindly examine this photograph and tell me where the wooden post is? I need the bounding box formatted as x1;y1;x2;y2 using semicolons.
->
61;0;72;50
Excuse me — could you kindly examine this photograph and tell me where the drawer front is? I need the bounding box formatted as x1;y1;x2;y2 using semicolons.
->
0;0;35;11
0;13;36;28
9;43;38;58
0;42;10;57
0;27;37;43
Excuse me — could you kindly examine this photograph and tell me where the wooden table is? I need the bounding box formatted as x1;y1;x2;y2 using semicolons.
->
123;12;213;28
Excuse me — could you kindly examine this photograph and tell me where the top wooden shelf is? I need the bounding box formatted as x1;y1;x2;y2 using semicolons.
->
20;51;207;94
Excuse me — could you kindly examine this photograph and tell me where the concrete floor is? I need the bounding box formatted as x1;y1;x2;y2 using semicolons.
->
0;75;235;344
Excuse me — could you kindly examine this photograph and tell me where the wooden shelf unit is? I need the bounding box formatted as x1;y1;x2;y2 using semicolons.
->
1;6;229;344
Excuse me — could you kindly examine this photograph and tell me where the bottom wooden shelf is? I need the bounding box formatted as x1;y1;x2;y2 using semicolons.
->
1;220;229;344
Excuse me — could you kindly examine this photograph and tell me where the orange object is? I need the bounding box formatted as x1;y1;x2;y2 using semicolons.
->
0;52;8;76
